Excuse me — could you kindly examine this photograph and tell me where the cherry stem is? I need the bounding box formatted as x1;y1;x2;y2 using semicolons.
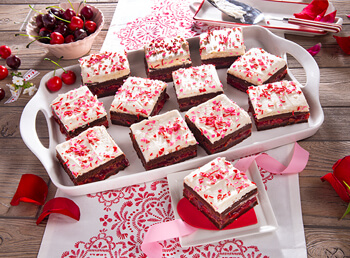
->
67;0;76;14
44;57;67;74
29;4;44;15
15;33;50;48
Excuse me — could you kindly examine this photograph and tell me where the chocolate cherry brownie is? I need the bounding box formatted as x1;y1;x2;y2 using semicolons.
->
79;51;130;97
110;77;169;126
172;64;224;111
56;126;129;185
247;80;310;131
51;86;108;139
227;48;287;92
185;94;252;154
129;110;197;170
144;36;192;82
183;157;258;230
200;27;246;69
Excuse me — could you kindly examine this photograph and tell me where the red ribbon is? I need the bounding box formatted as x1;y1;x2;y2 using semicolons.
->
10;174;48;206
36;197;81;225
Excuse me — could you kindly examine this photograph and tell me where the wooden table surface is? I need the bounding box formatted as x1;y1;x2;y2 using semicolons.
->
0;0;349;257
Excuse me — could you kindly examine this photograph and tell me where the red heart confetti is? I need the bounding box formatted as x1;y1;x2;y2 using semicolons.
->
36;197;81;225
177;197;257;230
10;174;48;206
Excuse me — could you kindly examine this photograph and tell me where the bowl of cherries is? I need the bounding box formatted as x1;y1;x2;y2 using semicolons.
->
26;2;104;59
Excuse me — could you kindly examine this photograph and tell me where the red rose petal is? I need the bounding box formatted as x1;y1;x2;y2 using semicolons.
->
307;43;322;56
36;197;81;225
321;173;350;202
294;0;329;20
177;198;257;230
333;36;350;54
320;10;337;23
347;14;350;19
10;174;48;206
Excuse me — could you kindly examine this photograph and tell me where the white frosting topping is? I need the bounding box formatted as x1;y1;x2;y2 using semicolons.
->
185;94;251;144
172;64;223;99
110;77;167;117
144;36;192;70
211;0;246;21
199;27;245;60
56;126;124;178
227;48;287;85
130;110;197;163
247;80;310;120
79;51;130;84
184;157;257;213
51;86;107;132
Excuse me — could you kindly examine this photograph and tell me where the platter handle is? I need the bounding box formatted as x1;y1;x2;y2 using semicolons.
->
20;91;56;172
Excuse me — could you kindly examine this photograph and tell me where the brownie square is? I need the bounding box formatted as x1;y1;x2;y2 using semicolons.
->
110;77;169;126
183;157;258;229
172;64;224;111
199;27;245;69
51;86;108;139
247;80;310;131
79;51;130;97
227;48;287;92
56;126;129;185
185;94;252;154
144;36;192;82
129;110;197;170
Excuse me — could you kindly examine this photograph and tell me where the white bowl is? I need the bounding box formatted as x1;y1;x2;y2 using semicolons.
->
26;3;104;59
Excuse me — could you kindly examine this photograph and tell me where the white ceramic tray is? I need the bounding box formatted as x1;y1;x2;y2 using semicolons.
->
167;161;278;247
192;0;343;36
20;26;323;196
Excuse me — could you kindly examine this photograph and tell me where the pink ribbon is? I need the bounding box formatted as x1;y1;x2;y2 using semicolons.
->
141;142;309;257
235;142;309;174
141;220;197;257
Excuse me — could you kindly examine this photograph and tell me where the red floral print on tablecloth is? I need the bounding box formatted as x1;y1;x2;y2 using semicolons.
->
62;178;271;257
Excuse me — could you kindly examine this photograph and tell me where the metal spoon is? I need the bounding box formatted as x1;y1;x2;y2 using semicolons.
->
207;0;264;24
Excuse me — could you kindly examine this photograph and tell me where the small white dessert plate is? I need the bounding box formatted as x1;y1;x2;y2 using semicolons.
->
167;160;278;247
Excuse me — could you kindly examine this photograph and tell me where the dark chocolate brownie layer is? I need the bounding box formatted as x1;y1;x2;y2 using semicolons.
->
110;91;169;126
183;183;258;229
176;91;222;112
227;65;288;92
144;57;192;82
57;152;129;185
84;74;130;98
248;99;310;131
185;116;252;154
130;132;197;170
201;56;240;69
52;108;109;140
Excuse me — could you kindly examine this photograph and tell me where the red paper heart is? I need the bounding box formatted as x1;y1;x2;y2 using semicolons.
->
36;197;81;225
177;198;257;230
10;174;48;206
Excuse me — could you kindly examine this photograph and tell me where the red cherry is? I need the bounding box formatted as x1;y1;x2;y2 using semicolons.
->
80;6;94;20
0;65;8;80
0;45;11;59
6;55;21;69
50;32;64;45
85;20;97;34
64;34;75;43
69;16;84;31
61;70;76;85
0;88;5;101
46;76;62;92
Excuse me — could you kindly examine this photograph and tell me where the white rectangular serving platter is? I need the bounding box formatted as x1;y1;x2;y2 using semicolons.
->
167;161;278;247
20;25;323;196
192;0;343;36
